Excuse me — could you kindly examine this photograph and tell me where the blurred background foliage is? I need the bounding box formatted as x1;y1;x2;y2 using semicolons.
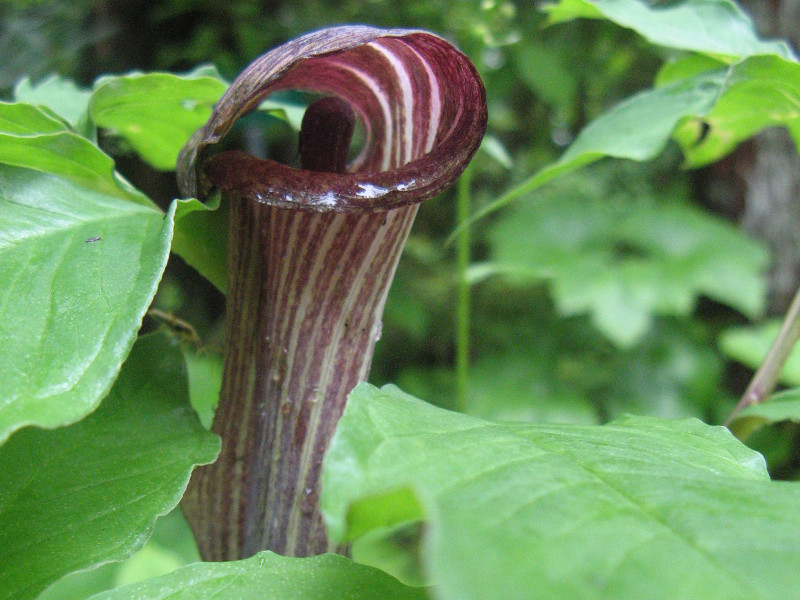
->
4;0;800;595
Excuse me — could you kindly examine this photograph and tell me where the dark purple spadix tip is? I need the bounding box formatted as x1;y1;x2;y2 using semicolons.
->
299;97;355;174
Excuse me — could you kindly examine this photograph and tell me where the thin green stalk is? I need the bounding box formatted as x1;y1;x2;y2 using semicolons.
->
727;283;800;425
455;164;473;413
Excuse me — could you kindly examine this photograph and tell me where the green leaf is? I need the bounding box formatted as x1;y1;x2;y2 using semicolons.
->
37;508;201;600
183;347;223;429
544;0;796;60
729;388;800;439
484;164;767;346
90;72;228;170
87;552;426;600
37;565;118;600
720;319;800;385
323;383;800;600
0;163;172;443
675;55;800;167
0;128;149;202
259;98;306;131
0;333;220;600
466;54;800;228
172;193;228;294
463;69;724;229
556;72;721;162
0;101;69;136
14;75;94;136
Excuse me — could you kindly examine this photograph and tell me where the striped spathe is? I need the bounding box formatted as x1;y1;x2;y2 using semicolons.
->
178;25;486;560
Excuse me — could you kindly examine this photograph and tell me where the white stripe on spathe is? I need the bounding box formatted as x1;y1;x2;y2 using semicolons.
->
409;43;442;154
332;61;394;172
369;40;415;166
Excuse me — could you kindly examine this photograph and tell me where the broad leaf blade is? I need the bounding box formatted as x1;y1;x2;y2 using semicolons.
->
655;54;728;87
0;333;220;600
467;69;726;226
322;383;800;600
87;552;425;600
0;163;172;443
544;0;796;60
90;72;227;170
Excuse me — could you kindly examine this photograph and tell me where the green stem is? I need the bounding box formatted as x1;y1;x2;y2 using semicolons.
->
455;164;473;413
727;284;800;425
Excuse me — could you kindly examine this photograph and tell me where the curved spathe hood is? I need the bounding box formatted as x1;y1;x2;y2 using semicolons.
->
177;25;487;212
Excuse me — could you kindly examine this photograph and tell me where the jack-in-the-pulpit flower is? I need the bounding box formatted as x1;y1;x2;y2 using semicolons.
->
178;25;486;560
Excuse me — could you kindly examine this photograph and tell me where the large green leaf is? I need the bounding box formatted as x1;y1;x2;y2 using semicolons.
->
483;164;767;346
88;68;306;173
322;383;800;600
464;69;723;228
87;552;425;600
654;54;729;87
467;54;800;228
0;333;220;600
90;71;228;170
0;153;171;442
544;0;796;60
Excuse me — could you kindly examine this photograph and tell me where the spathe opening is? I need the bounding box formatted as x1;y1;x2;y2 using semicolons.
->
209;90;366;173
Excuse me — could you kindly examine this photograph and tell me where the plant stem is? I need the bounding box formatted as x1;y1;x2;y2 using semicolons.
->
455;165;473;413
727;284;800;425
